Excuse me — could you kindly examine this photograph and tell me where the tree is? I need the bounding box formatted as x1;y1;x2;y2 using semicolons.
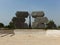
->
8;22;15;29
4;22;15;29
0;23;4;28
57;26;60;29
4;25;10;29
46;20;57;29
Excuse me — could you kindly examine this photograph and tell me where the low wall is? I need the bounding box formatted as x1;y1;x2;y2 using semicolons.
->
46;30;60;37
0;29;60;37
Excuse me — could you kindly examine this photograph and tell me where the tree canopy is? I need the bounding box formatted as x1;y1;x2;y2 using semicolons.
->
46;20;57;29
0;23;4;28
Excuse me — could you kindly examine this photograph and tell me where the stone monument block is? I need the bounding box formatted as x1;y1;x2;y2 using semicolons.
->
32;22;45;29
32;11;44;18
32;11;48;29
16;11;29;18
11;11;29;29
34;17;48;23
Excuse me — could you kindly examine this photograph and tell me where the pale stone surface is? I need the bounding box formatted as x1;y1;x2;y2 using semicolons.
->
46;30;60;37
0;29;60;45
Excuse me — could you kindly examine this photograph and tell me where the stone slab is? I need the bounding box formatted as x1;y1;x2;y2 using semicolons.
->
32;22;45;28
32;11;44;18
34;17;48;23
16;11;29;18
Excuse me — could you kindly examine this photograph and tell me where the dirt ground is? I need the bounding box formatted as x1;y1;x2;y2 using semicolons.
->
0;29;60;45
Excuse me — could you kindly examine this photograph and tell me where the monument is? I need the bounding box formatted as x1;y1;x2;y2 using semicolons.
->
12;11;29;29
11;11;48;29
32;11;48;29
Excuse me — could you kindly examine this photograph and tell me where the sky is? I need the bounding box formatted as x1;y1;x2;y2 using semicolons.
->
0;0;60;26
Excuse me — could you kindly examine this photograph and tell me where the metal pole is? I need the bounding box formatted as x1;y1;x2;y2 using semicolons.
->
29;14;31;29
